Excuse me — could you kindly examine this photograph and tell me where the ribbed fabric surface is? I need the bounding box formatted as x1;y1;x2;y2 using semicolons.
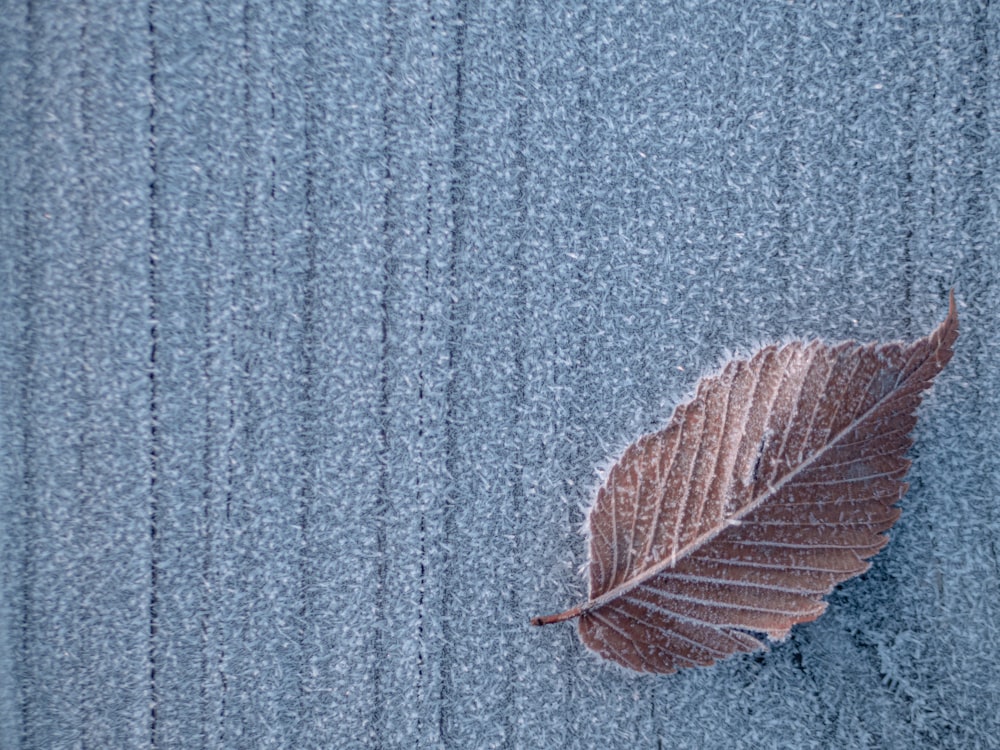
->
1;2;998;748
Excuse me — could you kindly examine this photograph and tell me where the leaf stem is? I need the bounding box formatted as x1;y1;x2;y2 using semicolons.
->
530;604;583;626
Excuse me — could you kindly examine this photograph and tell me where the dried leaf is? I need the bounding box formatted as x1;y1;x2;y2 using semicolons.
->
532;292;958;674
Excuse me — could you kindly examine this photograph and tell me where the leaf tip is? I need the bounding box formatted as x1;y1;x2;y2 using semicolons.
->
941;288;959;342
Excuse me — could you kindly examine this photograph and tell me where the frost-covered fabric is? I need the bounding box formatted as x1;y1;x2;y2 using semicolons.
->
1;2;998;748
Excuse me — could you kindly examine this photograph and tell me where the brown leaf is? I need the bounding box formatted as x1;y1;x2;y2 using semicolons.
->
532;292;959;674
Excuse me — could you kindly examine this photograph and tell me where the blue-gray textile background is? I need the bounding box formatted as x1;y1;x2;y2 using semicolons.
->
2;2;998;748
